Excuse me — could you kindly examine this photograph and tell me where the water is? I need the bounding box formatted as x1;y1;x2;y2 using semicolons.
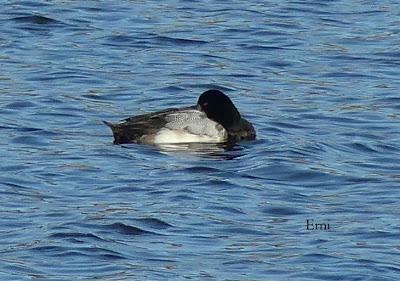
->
1;1;400;280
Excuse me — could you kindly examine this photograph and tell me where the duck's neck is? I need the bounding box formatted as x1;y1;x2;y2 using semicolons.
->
219;108;241;130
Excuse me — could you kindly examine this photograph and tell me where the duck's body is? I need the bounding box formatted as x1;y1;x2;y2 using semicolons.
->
104;90;255;145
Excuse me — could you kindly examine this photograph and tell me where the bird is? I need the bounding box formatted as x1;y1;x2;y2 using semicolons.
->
104;89;256;145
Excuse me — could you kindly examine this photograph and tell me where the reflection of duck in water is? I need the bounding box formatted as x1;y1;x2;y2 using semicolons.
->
104;89;256;145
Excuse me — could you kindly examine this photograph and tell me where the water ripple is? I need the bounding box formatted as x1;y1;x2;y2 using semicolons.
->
1;1;400;280
12;15;61;25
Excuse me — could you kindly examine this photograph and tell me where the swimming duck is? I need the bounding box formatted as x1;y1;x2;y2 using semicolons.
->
104;89;256;145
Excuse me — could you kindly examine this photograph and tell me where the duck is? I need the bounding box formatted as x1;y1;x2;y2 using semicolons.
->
104;89;256;145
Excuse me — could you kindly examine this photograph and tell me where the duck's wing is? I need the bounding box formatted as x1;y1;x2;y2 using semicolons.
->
163;109;226;137
104;106;197;144
122;106;196;123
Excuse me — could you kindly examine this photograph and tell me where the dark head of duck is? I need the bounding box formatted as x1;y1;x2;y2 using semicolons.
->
197;90;241;130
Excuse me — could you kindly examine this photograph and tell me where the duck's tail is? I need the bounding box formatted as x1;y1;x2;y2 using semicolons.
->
103;121;132;144
103;120;115;130
103;121;119;144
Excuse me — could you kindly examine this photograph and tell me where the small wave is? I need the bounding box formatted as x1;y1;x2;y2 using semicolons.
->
31;244;126;260
217;227;268;236
135;218;173;229
11;135;49;146
348;142;379;154
107;222;155;235
184;166;221;173
206;205;245;215
152;35;209;46
12;15;60;25
262;206;304;216
49;232;104;241
4;101;37;109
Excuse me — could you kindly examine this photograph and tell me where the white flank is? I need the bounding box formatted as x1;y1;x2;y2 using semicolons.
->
154;128;225;144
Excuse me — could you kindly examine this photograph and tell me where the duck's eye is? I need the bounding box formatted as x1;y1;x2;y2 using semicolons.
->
202;102;208;107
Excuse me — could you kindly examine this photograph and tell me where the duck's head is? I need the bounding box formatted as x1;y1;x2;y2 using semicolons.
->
197;89;241;129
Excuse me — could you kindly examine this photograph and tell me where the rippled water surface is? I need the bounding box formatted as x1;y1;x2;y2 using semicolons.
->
1;1;400;280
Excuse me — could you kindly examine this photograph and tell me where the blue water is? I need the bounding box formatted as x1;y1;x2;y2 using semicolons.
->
1;1;400;280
